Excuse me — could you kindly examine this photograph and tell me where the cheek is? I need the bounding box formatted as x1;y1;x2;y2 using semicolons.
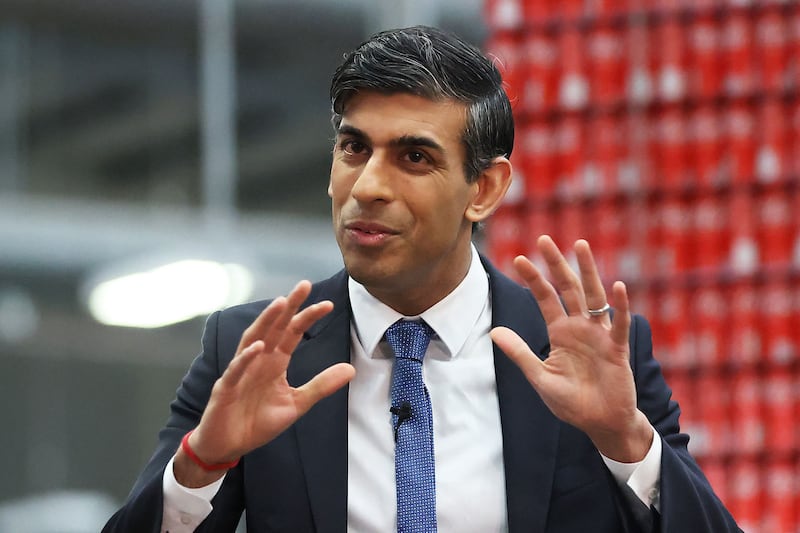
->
415;192;468;236
437;187;472;220
328;171;349;205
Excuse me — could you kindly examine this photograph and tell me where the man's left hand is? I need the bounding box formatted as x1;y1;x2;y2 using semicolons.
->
491;235;653;463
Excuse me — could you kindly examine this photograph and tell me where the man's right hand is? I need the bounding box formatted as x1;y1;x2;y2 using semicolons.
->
173;280;356;488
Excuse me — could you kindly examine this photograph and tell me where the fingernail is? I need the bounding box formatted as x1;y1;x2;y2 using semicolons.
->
244;341;260;353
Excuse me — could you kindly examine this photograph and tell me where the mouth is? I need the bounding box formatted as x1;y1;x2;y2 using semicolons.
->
344;221;399;246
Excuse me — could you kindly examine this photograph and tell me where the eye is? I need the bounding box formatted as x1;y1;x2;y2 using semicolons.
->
407;151;425;163
341;139;367;155
404;150;431;165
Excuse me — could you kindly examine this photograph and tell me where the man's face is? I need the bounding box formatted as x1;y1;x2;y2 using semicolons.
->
329;91;479;314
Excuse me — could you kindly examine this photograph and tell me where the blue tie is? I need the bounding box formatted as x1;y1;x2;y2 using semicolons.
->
386;319;437;533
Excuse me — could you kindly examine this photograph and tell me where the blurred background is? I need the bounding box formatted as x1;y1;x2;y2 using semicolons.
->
483;2;800;532
0;0;485;530
0;0;797;531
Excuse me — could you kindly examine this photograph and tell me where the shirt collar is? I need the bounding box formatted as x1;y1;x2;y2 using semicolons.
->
348;244;489;359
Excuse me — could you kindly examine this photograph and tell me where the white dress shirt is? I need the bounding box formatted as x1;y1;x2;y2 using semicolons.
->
161;245;661;532
346;245;506;532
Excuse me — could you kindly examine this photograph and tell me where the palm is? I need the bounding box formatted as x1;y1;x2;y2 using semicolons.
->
533;316;635;436
207;351;299;453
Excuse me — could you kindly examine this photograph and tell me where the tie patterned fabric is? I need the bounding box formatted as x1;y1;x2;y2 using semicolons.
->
386;319;437;533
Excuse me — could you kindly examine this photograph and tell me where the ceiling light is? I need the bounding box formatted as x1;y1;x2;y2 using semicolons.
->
87;259;253;328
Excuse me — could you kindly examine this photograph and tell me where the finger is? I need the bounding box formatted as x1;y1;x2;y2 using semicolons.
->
239;296;288;352
610;281;631;346
490;326;544;387
574;240;610;325
293;362;356;415
285;279;313;308
221;340;264;388
537;235;585;316
511;255;568;325
276;300;335;354
261;281;313;352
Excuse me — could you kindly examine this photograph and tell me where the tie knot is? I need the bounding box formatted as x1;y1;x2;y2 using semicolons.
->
385;319;434;363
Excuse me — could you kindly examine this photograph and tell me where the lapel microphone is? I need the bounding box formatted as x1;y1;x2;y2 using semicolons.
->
390;401;412;442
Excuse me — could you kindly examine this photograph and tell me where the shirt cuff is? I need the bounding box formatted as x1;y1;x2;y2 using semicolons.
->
161;455;225;532
601;425;662;511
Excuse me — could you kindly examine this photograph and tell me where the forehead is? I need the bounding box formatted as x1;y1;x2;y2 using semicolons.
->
338;91;467;147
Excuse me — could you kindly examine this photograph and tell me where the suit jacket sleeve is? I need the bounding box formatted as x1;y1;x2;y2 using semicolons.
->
630;314;741;532
103;310;245;533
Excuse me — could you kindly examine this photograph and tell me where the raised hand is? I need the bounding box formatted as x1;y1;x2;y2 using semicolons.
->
175;280;355;486
490;235;652;463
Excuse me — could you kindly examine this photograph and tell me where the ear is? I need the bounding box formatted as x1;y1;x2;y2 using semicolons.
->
465;156;513;223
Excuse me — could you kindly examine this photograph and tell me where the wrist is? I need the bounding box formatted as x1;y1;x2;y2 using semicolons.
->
591;411;653;463
172;429;240;488
173;447;228;488
182;429;241;471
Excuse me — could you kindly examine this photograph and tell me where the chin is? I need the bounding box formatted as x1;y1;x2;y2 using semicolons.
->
344;260;382;285
344;256;397;288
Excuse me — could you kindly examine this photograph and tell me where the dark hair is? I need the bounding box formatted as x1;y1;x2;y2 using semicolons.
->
330;26;514;183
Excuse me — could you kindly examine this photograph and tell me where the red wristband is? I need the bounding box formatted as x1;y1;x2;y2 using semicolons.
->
180;430;240;472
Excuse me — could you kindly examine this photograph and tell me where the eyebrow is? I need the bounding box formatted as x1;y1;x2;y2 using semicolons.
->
336;124;369;141
337;124;446;155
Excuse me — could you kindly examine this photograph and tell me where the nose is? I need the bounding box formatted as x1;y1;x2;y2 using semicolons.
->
350;154;393;203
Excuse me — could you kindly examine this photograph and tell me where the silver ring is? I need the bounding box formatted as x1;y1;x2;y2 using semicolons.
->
587;303;611;317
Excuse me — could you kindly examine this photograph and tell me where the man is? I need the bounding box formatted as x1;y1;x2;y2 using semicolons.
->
104;26;740;532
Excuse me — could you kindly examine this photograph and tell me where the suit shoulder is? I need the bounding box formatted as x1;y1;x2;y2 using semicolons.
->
215;269;348;325
218;298;270;325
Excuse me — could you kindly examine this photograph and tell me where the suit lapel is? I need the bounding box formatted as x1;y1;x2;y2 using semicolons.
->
485;258;561;533
287;271;351;533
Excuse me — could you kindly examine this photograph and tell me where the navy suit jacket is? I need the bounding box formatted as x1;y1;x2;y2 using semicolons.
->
104;257;740;532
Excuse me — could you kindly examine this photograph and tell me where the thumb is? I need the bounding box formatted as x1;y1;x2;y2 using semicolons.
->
294;363;356;415
491;326;544;386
